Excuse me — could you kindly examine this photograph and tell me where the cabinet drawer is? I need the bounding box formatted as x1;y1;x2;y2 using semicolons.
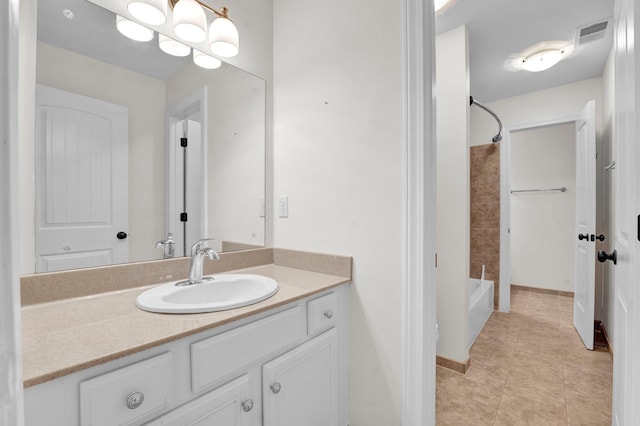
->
191;306;305;393
80;352;173;426
307;292;338;335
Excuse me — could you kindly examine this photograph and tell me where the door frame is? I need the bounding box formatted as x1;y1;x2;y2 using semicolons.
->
402;0;437;424
499;112;586;313
0;0;24;423
165;87;207;256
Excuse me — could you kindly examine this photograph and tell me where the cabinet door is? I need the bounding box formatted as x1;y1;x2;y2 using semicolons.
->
147;374;254;426
263;329;338;426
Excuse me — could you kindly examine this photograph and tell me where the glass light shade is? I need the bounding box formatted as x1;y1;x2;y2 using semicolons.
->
434;0;450;13
520;48;564;72
193;49;222;69
127;0;167;26
173;0;208;43
116;15;154;42
159;34;191;56
434;0;459;14
209;17;239;57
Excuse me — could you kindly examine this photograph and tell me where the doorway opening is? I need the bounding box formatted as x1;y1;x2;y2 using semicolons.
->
499;101;598;350
166;87;207;256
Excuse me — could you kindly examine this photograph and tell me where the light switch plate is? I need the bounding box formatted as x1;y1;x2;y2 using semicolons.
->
278;196;288;218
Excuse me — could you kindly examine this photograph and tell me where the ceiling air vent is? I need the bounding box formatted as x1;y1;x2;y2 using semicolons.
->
575;20;610;45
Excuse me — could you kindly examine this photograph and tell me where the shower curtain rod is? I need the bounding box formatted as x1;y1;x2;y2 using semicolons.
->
510;187;568;194
470;96;503;143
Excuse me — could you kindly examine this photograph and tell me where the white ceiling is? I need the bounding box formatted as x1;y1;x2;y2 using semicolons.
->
41;0;615;99
436;0;615;102
38;0;190;81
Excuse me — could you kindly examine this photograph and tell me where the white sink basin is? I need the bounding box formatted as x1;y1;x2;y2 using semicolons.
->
136;274;279;314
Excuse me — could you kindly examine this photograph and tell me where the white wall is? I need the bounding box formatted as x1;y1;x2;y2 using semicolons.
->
601;48;615;343
272;0;404;423
165;63;266;247
24;42;167;272
435;26;470;364
18;0;36;278
510;123;576;292
471;78;604;147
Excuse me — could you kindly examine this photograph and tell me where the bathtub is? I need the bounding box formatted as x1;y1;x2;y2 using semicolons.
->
468;278;494;348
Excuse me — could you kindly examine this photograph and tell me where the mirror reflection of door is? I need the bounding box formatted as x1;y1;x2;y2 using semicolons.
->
172;118;204;257
166;89;206;258
35;85;129;272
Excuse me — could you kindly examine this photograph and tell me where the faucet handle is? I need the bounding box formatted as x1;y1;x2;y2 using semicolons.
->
190;238;217;256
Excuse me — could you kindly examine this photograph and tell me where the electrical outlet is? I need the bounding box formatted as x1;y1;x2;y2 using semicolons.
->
278;196;288;218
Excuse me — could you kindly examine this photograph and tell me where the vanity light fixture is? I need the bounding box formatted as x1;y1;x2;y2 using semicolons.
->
193;49;222;69
126;0;240;57
159;34;191;56
116;15;154;42
512;42;574;72
128;0;168;26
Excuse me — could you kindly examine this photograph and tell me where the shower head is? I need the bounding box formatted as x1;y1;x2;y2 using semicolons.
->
470;96;503;144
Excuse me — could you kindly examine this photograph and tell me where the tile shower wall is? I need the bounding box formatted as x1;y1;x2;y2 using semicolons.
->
470;144;500;308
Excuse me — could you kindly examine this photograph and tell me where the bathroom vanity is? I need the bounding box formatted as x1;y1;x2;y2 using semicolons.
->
22;249;351;425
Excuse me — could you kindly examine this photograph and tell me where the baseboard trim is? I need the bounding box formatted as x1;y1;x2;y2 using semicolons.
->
600;322;613;360
436;355;471;374
511;284;574;298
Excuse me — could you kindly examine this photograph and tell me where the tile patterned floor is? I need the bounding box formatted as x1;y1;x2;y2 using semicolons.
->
436;287;613;425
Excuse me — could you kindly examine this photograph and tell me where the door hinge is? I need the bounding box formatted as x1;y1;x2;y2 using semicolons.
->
180;212;188;222
180;137;188;147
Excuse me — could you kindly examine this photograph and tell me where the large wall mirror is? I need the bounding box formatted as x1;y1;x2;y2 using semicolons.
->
24;0;266;274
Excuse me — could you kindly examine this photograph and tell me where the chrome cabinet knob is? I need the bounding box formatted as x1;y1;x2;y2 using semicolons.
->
324;310;334;319
126;391;144;410
241;399;254;412
270;382;281;394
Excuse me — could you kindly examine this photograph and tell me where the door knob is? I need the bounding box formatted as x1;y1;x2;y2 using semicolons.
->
578;233;589;241
116;231;128;240
597;250;617;265
241;399;254;412
270;383;281;394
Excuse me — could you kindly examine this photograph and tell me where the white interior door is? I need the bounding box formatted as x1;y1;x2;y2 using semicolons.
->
612;0;640;423
573;100;597;350
35;85;128;272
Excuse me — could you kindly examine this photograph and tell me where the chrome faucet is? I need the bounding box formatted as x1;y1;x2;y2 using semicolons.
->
178;239;220;286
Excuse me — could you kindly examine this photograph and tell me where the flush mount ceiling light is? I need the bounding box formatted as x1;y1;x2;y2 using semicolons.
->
193;49;222;69
116;15;154;42
159;33;191;56
511;42;574;72
125;0;240;57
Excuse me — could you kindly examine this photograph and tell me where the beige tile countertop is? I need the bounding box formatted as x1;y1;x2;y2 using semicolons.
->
21;248;352;388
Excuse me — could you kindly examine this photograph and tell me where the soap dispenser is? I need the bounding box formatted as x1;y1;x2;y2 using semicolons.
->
156;233;176;258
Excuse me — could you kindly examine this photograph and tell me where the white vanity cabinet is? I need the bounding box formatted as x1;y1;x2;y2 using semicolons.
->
23;285;348;426
147;374;254;426
263;329;338;426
